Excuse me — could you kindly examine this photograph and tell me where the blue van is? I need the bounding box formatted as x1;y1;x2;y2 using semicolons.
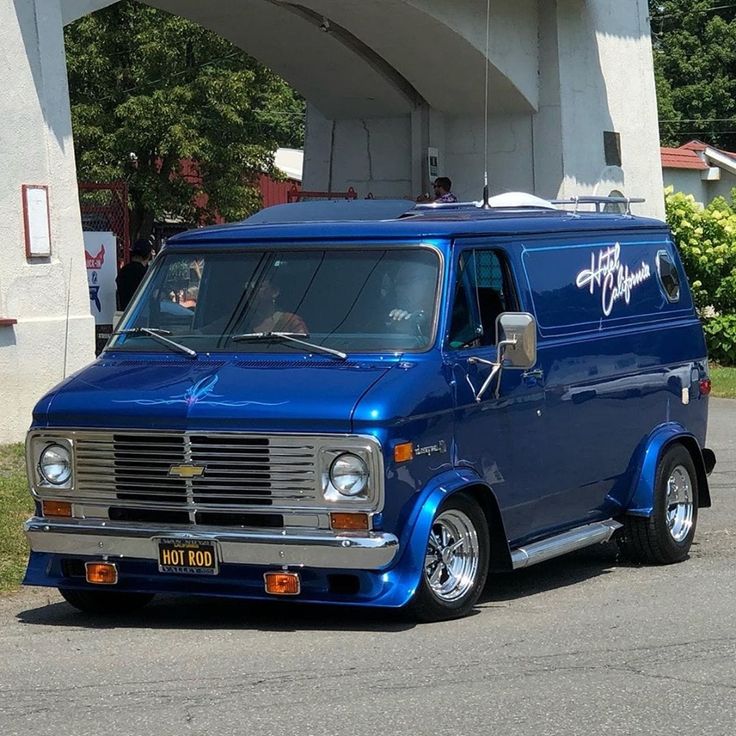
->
23;195;716;621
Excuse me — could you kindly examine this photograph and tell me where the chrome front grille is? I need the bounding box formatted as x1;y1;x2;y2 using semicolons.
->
28;429;384;527
190;435;315;505
73;431;319;514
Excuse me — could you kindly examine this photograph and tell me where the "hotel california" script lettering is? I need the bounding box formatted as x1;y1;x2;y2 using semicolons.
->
575;243;651;316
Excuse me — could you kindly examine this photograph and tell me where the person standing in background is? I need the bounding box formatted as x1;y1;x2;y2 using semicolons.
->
416;177;458;203
116;239;154;310
432;177;458;203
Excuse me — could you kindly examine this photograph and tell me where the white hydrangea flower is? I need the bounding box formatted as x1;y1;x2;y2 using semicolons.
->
700;305;719;319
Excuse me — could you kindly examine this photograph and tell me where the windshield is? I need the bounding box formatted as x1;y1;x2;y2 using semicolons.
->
109;246;441;354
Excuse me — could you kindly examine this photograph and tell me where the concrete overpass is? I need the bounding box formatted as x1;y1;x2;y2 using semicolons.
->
0;0;662;439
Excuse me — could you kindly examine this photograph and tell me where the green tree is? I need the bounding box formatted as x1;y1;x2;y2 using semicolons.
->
65;1;304;241
650;1;736;150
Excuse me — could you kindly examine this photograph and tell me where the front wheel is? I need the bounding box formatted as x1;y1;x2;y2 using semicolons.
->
407;494;490;622
59;588;155;615
619;444;699;564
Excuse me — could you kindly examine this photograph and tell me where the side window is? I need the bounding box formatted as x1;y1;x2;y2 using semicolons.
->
448;249;517;348
656;249;681;302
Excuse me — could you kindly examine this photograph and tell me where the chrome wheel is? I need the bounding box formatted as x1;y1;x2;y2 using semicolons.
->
666;464;694;543
424;509;480;603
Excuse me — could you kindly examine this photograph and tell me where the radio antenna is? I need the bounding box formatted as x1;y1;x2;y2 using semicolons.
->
482;0;492;208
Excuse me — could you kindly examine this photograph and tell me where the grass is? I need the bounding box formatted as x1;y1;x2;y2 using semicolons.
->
711;366;736;399
0;444;33;593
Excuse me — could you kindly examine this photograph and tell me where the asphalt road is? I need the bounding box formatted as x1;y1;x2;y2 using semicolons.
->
1;400;734;736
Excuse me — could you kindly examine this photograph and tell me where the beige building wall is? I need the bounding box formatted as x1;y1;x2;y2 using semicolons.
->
664;168;736;209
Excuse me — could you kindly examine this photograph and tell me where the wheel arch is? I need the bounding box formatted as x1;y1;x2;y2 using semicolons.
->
627;424;711;518
394;470;512;586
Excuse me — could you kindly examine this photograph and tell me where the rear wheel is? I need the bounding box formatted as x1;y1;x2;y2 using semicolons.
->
59;588;155;614
407;494;490;622
620;444;698;564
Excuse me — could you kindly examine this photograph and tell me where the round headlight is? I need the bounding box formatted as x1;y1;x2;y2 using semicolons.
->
329;453;368;496
39;444;72;486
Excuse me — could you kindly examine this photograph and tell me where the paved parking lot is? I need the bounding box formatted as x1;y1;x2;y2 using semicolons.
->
0;399;734;736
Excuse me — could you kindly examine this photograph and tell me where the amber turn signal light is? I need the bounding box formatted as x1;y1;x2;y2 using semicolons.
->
41;500;72;518
264;571;300;596
330;512;369;531
85;562;118;585
393;441;414;463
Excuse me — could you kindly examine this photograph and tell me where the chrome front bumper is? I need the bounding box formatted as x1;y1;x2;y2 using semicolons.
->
25;518;400;570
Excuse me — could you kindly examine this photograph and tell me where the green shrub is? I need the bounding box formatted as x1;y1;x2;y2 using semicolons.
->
665;189;736;310
702;314;736;366
665;188;736;365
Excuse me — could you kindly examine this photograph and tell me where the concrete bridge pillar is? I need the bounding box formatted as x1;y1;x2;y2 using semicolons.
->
0;0;94;442
300;1;663;212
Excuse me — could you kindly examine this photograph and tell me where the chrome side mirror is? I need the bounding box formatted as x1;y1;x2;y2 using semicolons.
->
497;312;537;369
467;312;538;402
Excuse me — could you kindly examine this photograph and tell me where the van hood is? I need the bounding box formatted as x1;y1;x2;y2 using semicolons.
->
34;356;394;433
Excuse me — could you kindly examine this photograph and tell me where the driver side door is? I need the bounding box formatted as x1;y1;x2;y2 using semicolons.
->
446;245;547;544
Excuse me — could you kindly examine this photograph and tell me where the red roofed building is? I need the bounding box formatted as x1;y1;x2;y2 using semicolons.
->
662;140;736;206
154;148;303;243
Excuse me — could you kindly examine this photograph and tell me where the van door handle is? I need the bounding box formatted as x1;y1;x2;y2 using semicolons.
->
522;368;544;382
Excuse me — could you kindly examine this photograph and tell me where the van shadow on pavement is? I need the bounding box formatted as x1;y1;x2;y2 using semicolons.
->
481;540;624;606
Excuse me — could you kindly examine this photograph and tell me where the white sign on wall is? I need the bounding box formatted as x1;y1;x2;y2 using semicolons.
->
22;185;51;257
84;231;118;325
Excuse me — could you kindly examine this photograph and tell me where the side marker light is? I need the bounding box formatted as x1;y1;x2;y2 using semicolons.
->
393;442;414;463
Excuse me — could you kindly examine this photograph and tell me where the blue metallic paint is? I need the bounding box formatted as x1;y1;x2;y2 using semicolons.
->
352;357;456;533
162;211;667;248
34;355;394;433
24;552;407;607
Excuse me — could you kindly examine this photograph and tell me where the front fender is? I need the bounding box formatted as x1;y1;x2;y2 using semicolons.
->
374;468;501;607
627;422;711;517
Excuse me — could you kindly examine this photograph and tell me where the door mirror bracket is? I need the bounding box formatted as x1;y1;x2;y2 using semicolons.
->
467;313;537;402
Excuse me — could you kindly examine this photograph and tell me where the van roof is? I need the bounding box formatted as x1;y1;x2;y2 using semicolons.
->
166;201;667;248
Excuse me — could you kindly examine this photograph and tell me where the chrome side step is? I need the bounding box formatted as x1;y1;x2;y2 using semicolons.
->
511;519;622;570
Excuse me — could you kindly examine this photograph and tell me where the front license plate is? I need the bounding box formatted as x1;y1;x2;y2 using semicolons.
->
157;538;219;575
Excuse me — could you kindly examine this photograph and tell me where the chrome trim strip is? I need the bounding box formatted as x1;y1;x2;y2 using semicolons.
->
25;517;399;570
510;520;622;570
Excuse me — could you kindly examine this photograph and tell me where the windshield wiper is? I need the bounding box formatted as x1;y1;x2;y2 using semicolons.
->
112;327;197;358
231;332;347;360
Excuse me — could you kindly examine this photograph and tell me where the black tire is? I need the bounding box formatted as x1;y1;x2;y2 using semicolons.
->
407;494;490;622
59;588;155;615
619;444;699;564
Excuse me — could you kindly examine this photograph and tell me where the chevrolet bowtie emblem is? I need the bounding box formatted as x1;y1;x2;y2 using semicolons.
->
168;464;206;478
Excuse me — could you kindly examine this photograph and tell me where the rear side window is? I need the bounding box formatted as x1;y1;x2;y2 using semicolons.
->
656;249;681;302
